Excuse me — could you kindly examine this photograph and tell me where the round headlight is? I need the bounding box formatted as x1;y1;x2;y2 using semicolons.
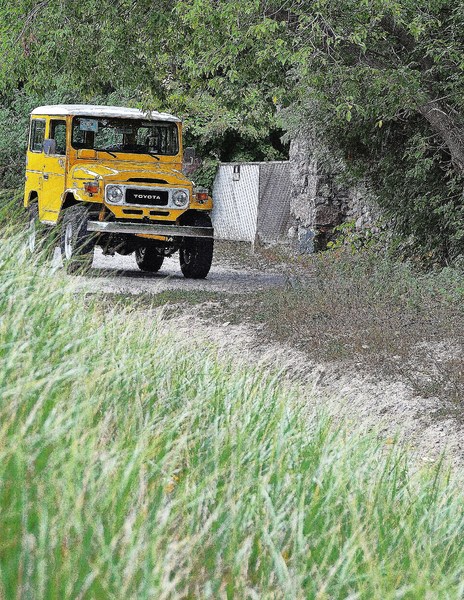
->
173;190;189;207
107;185;124;203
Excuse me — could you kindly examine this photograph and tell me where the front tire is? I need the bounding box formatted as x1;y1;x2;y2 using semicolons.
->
60;205;95;274
135;246;164;272
179;214;214;279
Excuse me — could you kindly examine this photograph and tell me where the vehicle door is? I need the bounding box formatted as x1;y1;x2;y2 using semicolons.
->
27;118;46;215
41;119;67;223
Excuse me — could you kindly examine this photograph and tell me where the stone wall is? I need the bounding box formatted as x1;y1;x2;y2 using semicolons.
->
288;131;379;252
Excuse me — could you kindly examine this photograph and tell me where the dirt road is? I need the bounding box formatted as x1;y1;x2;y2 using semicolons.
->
75;247;288;295
61;243;463;470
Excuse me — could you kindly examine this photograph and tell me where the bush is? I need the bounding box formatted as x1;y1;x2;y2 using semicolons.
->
0;91;36;188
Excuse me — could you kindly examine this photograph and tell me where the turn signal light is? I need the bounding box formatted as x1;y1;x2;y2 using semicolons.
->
84;181;99;195
195;188;209;203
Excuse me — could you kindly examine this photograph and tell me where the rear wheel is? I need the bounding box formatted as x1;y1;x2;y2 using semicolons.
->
28;203;56;258
27;203;40;254
179;214;214;279
60;205;95;274
135;246;164;272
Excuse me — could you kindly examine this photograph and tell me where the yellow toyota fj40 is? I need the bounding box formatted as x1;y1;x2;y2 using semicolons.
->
24;104;214;277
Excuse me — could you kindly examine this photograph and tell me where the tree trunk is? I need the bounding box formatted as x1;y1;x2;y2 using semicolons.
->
378;17;464;173
418;100;464;174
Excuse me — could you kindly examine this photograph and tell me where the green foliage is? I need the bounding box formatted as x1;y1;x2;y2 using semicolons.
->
0;89;39;187
1;234;464;597
1;0;464;258
282;1;464;260
0;188;24;230
304;107;464;261
0;1;288;175
190;157;220;190
326;220;383;253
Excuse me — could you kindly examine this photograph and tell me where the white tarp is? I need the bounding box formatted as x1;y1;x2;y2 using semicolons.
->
212;161;292;243
212;164;260;242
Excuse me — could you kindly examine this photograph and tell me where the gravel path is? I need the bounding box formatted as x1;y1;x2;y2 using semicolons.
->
73;247;287;295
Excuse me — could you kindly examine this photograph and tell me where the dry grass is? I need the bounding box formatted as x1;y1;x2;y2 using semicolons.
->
254;247;463;406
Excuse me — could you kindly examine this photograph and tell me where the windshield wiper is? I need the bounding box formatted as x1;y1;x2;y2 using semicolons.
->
98;149;117;158
147;152;160;161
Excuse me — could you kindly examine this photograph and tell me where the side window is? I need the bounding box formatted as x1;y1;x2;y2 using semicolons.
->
30;119;46;152
50;120;67;155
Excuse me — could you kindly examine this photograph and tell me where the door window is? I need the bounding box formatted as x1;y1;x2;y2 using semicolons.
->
30;119;46;152
50;120;67;155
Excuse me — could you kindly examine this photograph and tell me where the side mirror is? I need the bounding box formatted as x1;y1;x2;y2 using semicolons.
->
77;148;97;159
43;139;56;155
183;146;196;164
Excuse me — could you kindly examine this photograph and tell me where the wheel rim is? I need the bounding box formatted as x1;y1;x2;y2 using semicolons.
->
183;247;194;265
28;217;36;253
64;223;73;260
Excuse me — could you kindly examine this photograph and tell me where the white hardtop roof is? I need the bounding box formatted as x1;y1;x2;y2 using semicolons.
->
31;104;180;122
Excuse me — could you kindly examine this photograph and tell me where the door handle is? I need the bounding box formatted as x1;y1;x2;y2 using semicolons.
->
43;173;49;180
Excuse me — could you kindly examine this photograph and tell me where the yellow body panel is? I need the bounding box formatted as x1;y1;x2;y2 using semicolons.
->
24;111;212;228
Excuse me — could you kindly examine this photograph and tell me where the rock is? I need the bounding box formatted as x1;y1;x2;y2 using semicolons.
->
288;129;380;251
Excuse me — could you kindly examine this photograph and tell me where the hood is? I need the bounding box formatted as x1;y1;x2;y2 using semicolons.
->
70;160;191;187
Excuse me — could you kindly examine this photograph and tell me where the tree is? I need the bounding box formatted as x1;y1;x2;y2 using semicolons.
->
1;0;463;257
281;0;464;258
0;0;289;168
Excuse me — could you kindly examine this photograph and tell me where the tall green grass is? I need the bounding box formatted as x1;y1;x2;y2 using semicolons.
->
0;238;463;599
0;188;24;230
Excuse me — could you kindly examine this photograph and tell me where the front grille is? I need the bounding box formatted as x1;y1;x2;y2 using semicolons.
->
128;177;168;184
125;188;169;206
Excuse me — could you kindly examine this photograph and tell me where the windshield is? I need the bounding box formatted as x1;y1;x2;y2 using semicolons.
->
71;117;179;156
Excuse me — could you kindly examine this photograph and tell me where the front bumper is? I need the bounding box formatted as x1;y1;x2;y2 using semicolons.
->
87;220;214;239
